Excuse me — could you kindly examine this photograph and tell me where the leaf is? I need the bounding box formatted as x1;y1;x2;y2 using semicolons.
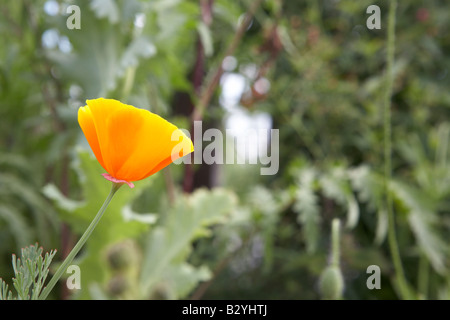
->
390;180;447;274
119;36;157;72
46;2;124;97
348;165;382;211
374;209;388;246
42;184;83;212
348;165;386;244
0;279;13;300
0;152;32;177
320;167;360;229
345;192;359;230
0;204;32;248
9;243;57;300
121;204;158;225
0;173;59;246
213;0;243;28
408;213;446;274
90;0;120;24
293;168;320;253
139;188;237;297
160;263;211;299
196;22;213;57
247;186;283;272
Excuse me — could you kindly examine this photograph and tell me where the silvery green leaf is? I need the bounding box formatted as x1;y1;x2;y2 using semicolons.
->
90;0;120;24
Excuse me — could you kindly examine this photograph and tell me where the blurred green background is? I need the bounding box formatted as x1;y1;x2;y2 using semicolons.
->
0;0;449;300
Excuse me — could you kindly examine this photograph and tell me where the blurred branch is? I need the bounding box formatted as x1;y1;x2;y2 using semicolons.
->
184;0;264;193
182;0;214;193
191;0;264;122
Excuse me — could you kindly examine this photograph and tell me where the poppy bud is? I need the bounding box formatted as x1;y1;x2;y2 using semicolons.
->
319;219;344;300
319;265;344;300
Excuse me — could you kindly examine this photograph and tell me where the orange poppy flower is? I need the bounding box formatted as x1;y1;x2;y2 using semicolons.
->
78;98;194;188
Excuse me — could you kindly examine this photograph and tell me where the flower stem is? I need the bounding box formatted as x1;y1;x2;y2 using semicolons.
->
417;253;429;299
383;0;413;300
331;219;341;268
39;182;122;300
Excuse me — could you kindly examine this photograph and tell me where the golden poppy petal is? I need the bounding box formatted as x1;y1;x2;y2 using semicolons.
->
116;109;193;181
86;98;134;177
78;106;106;170
105;107;144;179
142;155;174;179
139;130;194;180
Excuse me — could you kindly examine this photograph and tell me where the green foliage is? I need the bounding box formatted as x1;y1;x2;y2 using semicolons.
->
0;153;59;266
43;149;155;299
84;188;237;300
138;188;237;299
0;243;56;300
292;167;320;253
0;0;449;300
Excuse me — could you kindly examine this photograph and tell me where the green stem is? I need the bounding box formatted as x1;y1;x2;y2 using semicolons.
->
39;182;122;300
331;219;340;268
417;253;429;299
383;0;412;300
